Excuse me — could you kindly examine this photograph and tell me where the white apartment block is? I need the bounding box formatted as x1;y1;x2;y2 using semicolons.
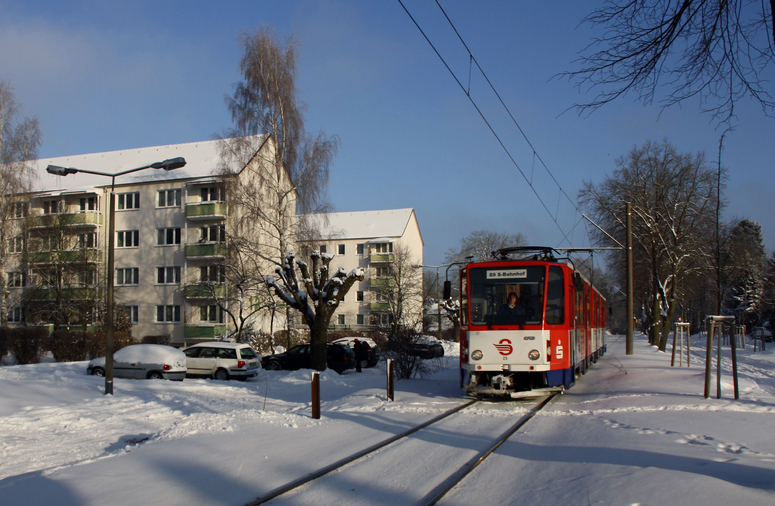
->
300;209;424;331
4;136;289;346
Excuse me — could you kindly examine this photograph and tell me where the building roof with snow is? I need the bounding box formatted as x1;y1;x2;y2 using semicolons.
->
303;208;424;245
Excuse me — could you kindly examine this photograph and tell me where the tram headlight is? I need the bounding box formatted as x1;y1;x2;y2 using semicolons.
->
471;350;483;361
528;349;541;361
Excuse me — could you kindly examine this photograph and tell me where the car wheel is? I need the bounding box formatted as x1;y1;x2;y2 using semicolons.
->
264;361;281;371
214;368;230;381
91;367;105;377
147;371;164;380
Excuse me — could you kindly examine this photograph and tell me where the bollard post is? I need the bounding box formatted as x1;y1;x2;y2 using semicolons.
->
730;325;741;400
704;319;714;399
311;372;320;419
387;358;394;401
716;322;722;399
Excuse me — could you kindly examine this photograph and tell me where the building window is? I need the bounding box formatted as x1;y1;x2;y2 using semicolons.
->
46;235;60;251
157;266;181;284
375;266;392;278
337;314;345;325
9;236;24;253
39;269;57;287
78;232;97;249
117;192;140;210
7;271;26;288
43;200;60;214
77;269;97;287
12;202;28;218
79;196;97;211
372;313;393;326
357;291;364;302
117;230;139;248
157;189;181;208
200;265;226;283
200;224;226;243
338;244;345;255
319;244;327;254
357;243;365;255
116;267;139;286
374;242;393;253
200;187;224;202
7;307;24;323
199;305;224;323
157;228;181;245
124;306;139;324
156;305;181;323
357;314;364;325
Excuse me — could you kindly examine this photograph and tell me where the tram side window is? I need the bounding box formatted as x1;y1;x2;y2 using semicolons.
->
545;266;564;325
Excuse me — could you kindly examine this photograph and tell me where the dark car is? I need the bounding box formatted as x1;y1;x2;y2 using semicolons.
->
261;343;356;374
387;335;445;359
331;337;380;368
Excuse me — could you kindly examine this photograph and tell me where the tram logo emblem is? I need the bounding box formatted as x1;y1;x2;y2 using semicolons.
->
494;339;513;355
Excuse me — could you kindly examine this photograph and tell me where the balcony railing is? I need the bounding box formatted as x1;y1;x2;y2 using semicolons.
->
369;278;394;287
29;212;102;228
185;242;228;259
369;302;391;310
185;202;227;220
29;249;103;265
185;324;227;339
26;287;99;301
184;283;228;299
369;253;395;263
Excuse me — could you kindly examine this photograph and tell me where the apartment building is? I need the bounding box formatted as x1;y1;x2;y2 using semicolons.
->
4;136;289;346
300;208;424;331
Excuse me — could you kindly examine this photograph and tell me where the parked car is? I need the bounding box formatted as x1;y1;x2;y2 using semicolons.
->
387;335;445;359
261;343;355;374
331;337;380;368
87;344;186;381
183;342;260;380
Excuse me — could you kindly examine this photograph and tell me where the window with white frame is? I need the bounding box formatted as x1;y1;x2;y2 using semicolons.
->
200;187;224;202
9;236;24;253
117;230;139;248
200;265;226;283
46;235;61;251
78;232;97;249
357;291;364;301
375;266;392;278
7;271;26;287
124;305;139;324
157;189;181;208
116;268;139;286
12;202;28;218
156;266;181;284
79;196;97;211
338;244;345;255
319;244;327;254
357;314;364;325
38;269;56;287
374;242;393;253
7;307;23;323
77;269;97;287
199;305;224;323
357;243;365;255
43;200;60;214
199;224;226;243
337;314;345;325
157;228;181;245
117;192;140;210
156;305;181;323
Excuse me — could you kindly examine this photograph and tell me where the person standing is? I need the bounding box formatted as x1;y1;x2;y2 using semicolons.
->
353;339;365;373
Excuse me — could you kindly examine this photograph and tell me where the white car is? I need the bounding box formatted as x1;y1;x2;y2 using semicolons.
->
87;344;187;381
183;342;260;380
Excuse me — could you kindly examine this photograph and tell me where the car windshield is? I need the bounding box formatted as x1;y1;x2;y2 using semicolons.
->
468;265;545;325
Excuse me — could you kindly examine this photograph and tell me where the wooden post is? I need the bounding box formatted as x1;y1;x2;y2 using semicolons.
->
670;326;678;367
387;359;394;401
311;372;320;419
716;322;722;399
686;325;691;368
704;319;714;399
730;325;740;400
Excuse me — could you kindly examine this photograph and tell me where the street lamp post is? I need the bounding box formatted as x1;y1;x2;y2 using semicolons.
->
46;157;186;395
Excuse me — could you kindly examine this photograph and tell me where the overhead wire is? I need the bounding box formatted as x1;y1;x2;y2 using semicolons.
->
397;0;589;248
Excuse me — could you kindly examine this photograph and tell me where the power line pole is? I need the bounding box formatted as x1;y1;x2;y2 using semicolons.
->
626;202;634;355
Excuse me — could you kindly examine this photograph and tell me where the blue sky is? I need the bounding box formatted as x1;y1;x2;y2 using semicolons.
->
2;0;773;265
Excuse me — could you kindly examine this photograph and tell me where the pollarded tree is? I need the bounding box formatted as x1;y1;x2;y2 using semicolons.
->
566;0;775;126
579;139;719;350
0;81;41;323
266;251;363;371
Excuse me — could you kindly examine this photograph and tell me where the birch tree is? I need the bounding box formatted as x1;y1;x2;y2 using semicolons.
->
266;251;363;371
0;81;41;323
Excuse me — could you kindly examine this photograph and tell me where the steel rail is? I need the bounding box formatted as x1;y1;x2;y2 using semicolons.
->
243;398;479;506
420;394;558;505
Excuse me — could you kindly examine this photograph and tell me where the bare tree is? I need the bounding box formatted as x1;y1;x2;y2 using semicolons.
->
266;251;363;371
579;139;719;351
1;81;41;323
370;242;423;337
444;230;527;264
564;1;775;126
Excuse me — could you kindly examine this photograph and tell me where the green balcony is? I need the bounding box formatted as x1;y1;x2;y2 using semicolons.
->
370;278;395;287
29;212;102;228
185;202;227;220
185;243;228;259
184;283;228;299
185;324;227;339
369;253;395;263
27;287;97;301
369;302;390;311
29;249;103;265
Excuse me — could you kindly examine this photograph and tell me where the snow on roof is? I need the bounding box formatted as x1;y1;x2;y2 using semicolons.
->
303;208;416;241
30;136;268;192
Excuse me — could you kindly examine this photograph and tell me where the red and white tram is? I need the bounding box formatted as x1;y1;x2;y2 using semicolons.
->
457;247;607;397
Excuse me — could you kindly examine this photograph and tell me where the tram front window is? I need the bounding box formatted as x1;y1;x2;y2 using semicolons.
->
468;266;545;326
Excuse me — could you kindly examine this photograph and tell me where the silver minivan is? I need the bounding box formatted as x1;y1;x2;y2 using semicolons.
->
183;342;260;380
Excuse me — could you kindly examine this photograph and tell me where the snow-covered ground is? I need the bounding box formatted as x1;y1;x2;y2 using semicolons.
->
1;334;774;505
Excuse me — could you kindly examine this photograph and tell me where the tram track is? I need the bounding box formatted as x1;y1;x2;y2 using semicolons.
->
243;394;557;506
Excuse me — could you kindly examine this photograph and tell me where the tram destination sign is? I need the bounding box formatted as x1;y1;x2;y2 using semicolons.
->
486;269;527;279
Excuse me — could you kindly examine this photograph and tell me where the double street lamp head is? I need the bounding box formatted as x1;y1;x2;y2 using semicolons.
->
46;157;187;177
46;165;78;176
151;157;187;171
